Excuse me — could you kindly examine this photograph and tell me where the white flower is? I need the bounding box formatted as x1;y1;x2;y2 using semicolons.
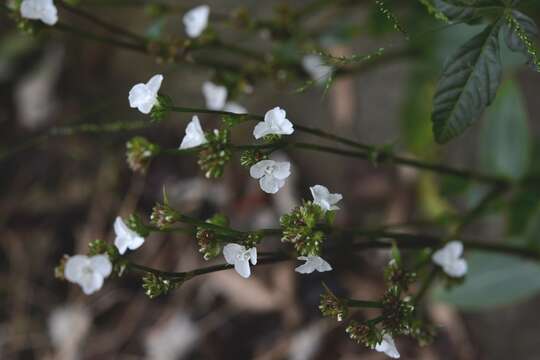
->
302;55;332;83
310;185;342;212
223;102;247;114
48;305;91;355
202;81;227;110
249;159;291;194
128;74;163;114
432;241;468;278
183;5;210;38
64;255;112;295
295;256;332;274
375;334;400;358
223;243;257;278
253;107;294;139
114;216;145;255
145;313;200;360
179;116;207;149
20;0;58;26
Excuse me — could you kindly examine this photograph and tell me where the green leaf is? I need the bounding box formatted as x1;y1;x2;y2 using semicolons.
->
432;0;504;23
432;22;503;143
503;10;540;71
433;251;540;310
478;79;530;180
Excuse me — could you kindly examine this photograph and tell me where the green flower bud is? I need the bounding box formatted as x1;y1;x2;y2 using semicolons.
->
197;129;232;178
150;94;172;122
280;201;326;256
150;202;179;230
126;137;159;174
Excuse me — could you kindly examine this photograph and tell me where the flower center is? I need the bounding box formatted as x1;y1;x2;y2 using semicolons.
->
82;266;94;275
236;250;251;262
264;165;275;175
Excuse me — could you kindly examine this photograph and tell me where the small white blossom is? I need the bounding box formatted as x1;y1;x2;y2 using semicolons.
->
20;0;58;26
302;55;332;83
253;107;294;139
179;116;207;149
114;216;145;255
223;243;257;278
223;102;247;114
310;185;342;212
295;256;332;274
202;81;227;110
183;5;210;38
432;241;468;278
249;159;291;194
375;334;400;359
64;255;112;295
128;74;163;114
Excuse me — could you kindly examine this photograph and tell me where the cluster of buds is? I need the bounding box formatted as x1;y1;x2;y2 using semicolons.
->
240;149;268;167
142;272;181;299
318;284;348;322
126;137;159;174
150;94;172;122
381;287;415;335
384;258;416;291
346;320;383;349
196;214;229;260
197;129;232;178
280;201;326;256
150;202;179;230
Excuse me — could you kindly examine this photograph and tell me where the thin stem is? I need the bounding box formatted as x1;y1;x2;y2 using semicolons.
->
59;1;147;44
347;299;384;308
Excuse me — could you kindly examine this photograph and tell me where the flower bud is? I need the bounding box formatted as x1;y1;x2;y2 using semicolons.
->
126;137;159;174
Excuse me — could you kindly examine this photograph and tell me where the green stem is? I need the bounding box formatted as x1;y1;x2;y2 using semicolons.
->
59;1;147;44
347;299;384;308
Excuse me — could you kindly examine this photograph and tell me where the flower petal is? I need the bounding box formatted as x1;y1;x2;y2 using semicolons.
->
446;241;464;258
234;259;251;278
89;255;112;277
260;175;281;194
146;74;163;94
80;272;104;295
202;81;227;110
180;116;207;149
183;5;210;38
314;257;333;272
249;160;274;179
64;255;88;283
128;83;149;108
249;247;257;265
375;335;400;359
223;102;247;114
444;258;468;278
295;261;316;274
223;243;244;265
253;122;270;139
272;161;291;180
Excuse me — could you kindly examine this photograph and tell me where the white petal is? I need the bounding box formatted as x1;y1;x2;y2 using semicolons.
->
234;259;251;278
183;5;210;38
89;255;112;277
314;257;333;272
64;255;88;283
128;83;150;108
80;272;104;295
375;335;400;359
202;81;227;110
444;258;468;278
114;217;145;253
180;116;207;149
138;100;155;115
295;261;316;274
223;243;244;265
223;102;247;114
115;236;129;255
249;160;274;179
260;175;281;194
114;216;131;239
249;247;257;265
445;241;464;258
264;107;286;124
253;122;270;139
146;74;163;94
20;0;58;26
272;161;291;180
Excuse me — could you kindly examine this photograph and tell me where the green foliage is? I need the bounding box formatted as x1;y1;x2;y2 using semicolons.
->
432;22;503;143
478;79;530;180
433;251;540;310
431;0;504;23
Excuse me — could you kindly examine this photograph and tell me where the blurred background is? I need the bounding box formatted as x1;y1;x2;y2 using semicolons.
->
1;0;540;359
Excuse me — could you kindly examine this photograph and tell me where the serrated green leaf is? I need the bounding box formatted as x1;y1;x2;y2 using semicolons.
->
432;0;504;23
432;22;503;143
478;79;530;180
433;251;540;310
